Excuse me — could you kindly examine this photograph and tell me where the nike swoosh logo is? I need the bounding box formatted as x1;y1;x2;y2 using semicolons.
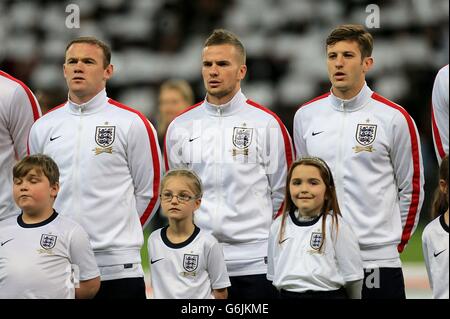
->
434;249;447;257
150;258;164;264
188;136;200;142
1;238;14;246
280;238;291;244
50;136;61;141
312;131;324;136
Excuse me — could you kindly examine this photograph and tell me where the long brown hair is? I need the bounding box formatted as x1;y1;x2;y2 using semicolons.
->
279;157;341;252
432;154;449;218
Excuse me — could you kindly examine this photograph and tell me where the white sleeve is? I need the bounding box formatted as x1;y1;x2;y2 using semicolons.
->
206;241;230;289
266;222;278;281
69;224;100;281
293;109;306;159
127;117;162;229
421;227;434;292
265;118;294;218
431;65;449;164
28;120;45;155
9;84;41;158
390;111;424;253
333;218;364;283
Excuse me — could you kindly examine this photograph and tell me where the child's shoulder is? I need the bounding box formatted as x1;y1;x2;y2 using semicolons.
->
422;214;445;238
148;227;164;240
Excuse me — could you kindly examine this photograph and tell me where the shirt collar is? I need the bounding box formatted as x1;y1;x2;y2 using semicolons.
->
329;82;373;112
203;89;246;116
67;89;108;115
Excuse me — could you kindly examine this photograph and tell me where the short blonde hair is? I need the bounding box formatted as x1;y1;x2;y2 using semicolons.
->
161;169;203;197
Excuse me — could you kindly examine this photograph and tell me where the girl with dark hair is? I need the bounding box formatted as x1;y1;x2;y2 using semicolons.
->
267;157;363;299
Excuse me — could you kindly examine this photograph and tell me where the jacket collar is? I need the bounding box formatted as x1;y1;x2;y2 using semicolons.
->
203;90;246;116
66;89;108;115
329;82;373;112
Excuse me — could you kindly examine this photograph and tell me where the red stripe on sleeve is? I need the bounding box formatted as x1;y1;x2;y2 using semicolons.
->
246;99;294;170
431;103;446;160
246;100;294;218
372;93;421;253
108;99;161;226
0;71;40;121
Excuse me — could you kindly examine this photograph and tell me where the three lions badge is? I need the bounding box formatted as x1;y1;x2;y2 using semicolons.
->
93;126;115;155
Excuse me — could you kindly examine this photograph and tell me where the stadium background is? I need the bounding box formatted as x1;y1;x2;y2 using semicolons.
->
1;0;448;298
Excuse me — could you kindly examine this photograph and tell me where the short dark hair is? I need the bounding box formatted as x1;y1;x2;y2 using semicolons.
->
204;29;246;64
65;36;111;68
326;24;373;59
13;154;60;186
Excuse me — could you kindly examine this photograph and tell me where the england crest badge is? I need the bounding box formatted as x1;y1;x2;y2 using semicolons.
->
310;232;322;250
40;234;57;250
183;254;199;272
93;126;115;155
355;124;377;146
232;127;253;156
353;124;377;153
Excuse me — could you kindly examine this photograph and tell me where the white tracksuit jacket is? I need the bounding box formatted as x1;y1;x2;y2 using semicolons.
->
165;90;294;276
0;70;41;221
29;89;162;268
293;83;424;266
431;64;449;164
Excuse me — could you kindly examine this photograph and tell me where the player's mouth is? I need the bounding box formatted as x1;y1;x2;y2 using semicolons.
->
334;72;346;80
72;77;85;81
208;80;221;88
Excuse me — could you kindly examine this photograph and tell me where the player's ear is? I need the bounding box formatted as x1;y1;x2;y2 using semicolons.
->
104;64;113;81
362;57;373;73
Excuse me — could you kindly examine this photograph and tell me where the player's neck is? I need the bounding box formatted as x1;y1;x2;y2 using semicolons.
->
21;207;54;224
167;220;195;244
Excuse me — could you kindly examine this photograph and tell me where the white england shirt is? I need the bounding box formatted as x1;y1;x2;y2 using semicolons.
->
148;226;230;299
422;213;449;299
267;210;363;293
0;211;99;299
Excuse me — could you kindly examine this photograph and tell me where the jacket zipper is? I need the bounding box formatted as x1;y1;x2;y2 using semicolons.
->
214;106;223;236
336;101;346;200
73;106;84;217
